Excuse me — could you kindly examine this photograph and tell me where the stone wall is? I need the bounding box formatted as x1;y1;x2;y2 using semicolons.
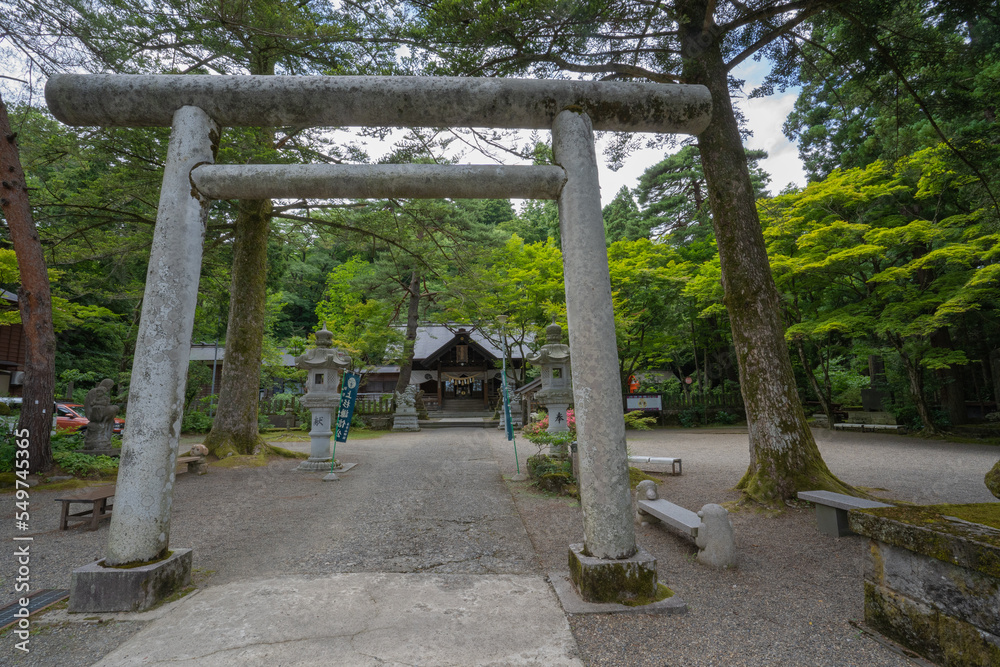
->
850;506;1000;667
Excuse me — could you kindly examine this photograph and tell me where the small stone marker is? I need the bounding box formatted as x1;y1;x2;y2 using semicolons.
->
695;504;736;569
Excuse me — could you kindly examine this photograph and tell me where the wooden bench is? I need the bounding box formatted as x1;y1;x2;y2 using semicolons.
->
797;490;893;537
637;498;700;538
55;485;115;531
628;456;682;475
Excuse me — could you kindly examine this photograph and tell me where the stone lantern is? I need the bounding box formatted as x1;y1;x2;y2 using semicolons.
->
527;322;573;450
295;325;351;471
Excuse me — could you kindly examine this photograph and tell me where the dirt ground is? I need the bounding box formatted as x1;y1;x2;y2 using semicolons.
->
1;425;997;666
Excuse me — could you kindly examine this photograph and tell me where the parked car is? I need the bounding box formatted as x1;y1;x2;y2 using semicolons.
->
0;396;59;435
59;402;124;435
55;403;90;433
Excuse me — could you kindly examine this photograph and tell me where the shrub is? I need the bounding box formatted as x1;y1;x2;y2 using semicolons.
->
712;410;739;426
53;451;119;477
623;410;657;430
678;407;705;428
522;429;576;455
182;411;214;433
523;409;576;437
0;434;15;473
526;454;576;496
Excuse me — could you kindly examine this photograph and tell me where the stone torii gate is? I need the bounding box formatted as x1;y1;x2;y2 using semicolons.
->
46;74;710;610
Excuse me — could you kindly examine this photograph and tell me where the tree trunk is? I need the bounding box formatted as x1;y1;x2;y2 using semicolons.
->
991;349;1000;409
203;197;271;458
678;1;853;503
0;94;55;473
393;270;421;395
888;333;937;434
794;338;834;429
930;327;966;426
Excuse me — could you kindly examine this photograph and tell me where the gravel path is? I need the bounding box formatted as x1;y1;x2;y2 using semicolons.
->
1;426;996;665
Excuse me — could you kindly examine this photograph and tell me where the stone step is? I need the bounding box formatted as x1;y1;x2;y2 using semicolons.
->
419;419;500;429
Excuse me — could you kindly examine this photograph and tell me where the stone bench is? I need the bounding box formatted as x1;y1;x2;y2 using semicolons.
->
635;480;735;568
628;455;682;475
833;423;906;433
797;490;892;537
176;455;208;475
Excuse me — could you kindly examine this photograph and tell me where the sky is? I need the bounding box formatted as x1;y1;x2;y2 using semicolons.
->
594;59;806;206
349;59;808;208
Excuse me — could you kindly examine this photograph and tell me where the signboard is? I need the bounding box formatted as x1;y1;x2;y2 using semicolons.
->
626;394;662;412
334;371;361;443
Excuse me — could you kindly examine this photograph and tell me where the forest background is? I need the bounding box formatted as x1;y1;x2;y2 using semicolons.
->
0;0;997;498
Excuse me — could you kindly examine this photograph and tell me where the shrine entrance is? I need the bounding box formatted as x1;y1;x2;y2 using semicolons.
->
46;73;710;605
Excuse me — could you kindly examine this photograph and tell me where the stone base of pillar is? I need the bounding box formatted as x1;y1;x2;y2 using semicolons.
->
392;412;420;431
68;548;192;613
297;457;333;471
568;543;658;605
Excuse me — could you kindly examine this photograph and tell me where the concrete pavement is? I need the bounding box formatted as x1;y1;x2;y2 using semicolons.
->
92;573;582;666
86;429;584;666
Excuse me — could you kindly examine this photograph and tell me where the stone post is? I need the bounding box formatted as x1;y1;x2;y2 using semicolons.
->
526;322;573;455
105;106;218;567
553;109;637;562
295;326;351;471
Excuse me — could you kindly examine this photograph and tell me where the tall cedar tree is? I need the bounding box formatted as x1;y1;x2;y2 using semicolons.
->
0;94;55;472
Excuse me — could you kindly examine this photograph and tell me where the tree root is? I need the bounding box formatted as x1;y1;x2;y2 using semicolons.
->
736;449;864;508
203;431;266;459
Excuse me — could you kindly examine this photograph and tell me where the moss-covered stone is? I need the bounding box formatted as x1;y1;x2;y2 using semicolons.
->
620;583;674;607
985;460;1000;500
263;444;309;460
865;581;1000;667
628;467;658;489
568;543;658;604
851;505;1000;579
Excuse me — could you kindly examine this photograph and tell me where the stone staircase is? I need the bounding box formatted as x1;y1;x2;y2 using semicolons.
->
422;398;499;428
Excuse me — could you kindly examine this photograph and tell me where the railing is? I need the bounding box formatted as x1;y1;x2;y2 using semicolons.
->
355;393;395;416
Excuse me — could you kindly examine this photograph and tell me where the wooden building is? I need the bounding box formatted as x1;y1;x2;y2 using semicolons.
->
189;324;523;413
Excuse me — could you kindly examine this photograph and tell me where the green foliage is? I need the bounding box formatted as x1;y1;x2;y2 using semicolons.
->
783;0;1000;207
623;410;656;430
526;454;576;495
522;428;575;452
182;411;214;434
52;451;119;477
714;411;739;426
678;407;704;428
0;432;117;476
602;186;643;243
437;233;566;383
315;257;402;369
635;146;770;251
762;144;1000;429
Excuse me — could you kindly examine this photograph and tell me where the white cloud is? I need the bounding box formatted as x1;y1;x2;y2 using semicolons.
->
595;62;808;205
738;92;806;194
